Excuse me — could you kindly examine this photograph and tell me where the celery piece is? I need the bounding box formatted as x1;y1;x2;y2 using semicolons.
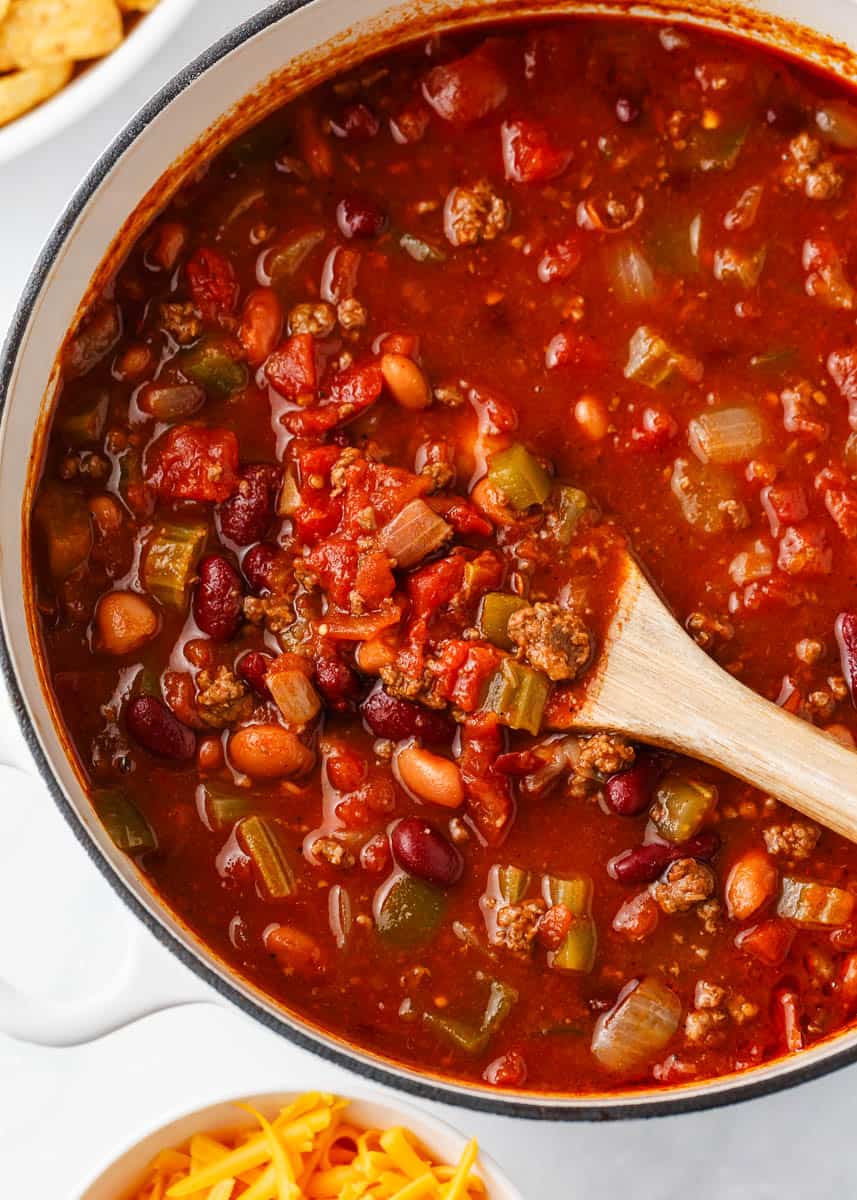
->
484;658;550;736
544;872;597;973
487;444;552;511
424;978;518;1054
95;790;156;854
143;520;207;608
237;815;295;900
498;864;531;905
552;485;589;546
624;326;702;389
202;783;256;832
648;213;701;277
134;666;161;698
552;917;597;973
33;485;92;580
778;877;855;928
58;392;108;446
179;338;248;398
267;228;325;288
478;593;528;649
545;873;592;915
680;124;748;173
377;875;445;946
651;775;716;843
400;232;447;264
749;347;797;372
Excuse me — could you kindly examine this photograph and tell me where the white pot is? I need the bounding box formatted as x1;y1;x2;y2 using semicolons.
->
74;1089;522;1200
2;0;857;1120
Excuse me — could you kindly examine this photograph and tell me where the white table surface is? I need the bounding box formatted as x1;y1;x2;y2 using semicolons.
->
2;3;857;1195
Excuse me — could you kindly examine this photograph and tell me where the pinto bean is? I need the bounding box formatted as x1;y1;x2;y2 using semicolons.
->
95;591;158;656
380;353;432;410
193;555;243;641
126;695;196;760
229;724;313;779
396;745;464;808
391;816;463;885
264;924;326;976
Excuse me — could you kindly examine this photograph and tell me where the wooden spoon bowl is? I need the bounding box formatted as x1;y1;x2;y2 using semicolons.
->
562;552;857;842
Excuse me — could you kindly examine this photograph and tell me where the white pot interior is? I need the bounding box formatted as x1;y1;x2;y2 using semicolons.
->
5;0;857;1114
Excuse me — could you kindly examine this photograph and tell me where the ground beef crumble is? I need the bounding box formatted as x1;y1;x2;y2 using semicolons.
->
651;858;715;914
507;602;593;682
444;179;510;247
763;819;821;860
195;666;252;728
493;898;546;956
576;732;635;779
158;301;202;345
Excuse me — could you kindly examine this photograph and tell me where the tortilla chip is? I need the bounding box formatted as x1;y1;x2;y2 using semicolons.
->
0;2;8;23
0;0;122;71
0;61;72;126
117;0;159;9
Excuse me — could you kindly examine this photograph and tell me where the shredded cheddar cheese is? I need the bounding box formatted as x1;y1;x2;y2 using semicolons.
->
129;1093;487;1200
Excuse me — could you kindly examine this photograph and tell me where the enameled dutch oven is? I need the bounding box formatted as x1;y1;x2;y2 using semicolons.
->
5;0;857;1121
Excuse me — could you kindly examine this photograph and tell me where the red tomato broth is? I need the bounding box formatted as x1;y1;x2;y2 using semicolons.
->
28;16;857;1094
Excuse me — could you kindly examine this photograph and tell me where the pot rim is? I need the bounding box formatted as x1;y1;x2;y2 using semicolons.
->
5;0;857;1121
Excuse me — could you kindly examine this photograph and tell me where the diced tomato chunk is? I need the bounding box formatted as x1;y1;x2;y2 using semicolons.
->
761;483;808;537
308;537;359;609
239;288;284;366
458;712;514;845
840;953;857;1011
186;246;239;321
284;361;383;436
537;238;581;283
432;498;493;538
734;919;794;966
829;347;857;430
355;551;396;609
501;118;571;183
431;639;502;711
265;333;318;399
422;46;509;124
147;425;239;502
407;555;465;618
815;467;857;539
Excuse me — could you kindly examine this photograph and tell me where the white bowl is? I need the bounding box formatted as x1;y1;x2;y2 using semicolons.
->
0;0;199;164
74;1089;524;1200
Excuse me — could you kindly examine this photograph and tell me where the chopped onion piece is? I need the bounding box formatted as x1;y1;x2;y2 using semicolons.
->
624;326;702;388
267;668;322;726
591;976;681;1073
277;469;301;516
778;876;855;928
605;240;656;304
670;457;746;534
379;499;451;567
688;406;765;464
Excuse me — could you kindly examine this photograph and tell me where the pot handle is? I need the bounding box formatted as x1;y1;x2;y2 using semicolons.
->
0;760;220;1047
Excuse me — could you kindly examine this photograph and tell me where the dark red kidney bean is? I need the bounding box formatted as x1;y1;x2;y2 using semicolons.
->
315;656;361;711
836;611;857;702
605;754;658;816
193;555;243;641
241;542;278;594
608;832;720;885
330;102;380;140
126;695;196;760
237;650;273;697
336;194;387;239
361;688;452;743
391;817;463;886
217;464;280;546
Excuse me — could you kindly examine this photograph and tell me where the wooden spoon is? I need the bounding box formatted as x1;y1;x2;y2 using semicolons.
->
565;553;857;842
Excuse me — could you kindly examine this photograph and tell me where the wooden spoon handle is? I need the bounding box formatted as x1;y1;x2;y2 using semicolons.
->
578;559;857;841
